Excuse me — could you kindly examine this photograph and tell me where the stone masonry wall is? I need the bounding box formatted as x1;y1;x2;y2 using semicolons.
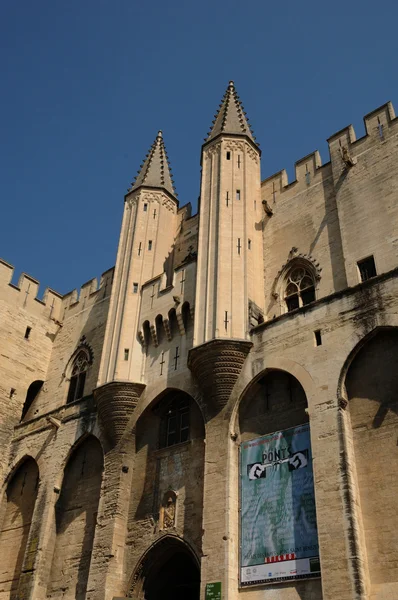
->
0;260;62;482
261;102;398;320
228;269;398;600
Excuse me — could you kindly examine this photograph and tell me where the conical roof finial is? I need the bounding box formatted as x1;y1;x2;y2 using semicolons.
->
205;80;257;145
130;130;175;196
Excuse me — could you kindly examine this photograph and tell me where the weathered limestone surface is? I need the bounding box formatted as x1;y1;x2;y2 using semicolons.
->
1;87;398;600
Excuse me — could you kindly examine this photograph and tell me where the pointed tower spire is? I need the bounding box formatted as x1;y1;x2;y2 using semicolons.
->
205;80;257;145
130;130;176;197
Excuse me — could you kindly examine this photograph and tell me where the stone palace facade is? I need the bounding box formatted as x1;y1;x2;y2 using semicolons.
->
1;81;398;600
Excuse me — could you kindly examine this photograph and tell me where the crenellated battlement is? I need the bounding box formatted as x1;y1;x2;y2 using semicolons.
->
261;101;398;199
0;258;63;321
138;259;196;344
62;267;114;317
0;258;115;323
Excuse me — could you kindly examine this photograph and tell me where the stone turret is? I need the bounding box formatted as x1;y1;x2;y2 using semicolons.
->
189;81;264;413
95;131;179;443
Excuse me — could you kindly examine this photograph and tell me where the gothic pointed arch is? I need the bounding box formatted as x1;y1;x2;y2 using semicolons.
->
21;379;44;421
273;248;321;313
235;369;321;594
131;390;205;558
128;535;200;600
65;340;93;404
47;435;103;600
340;327;398;597
237;368;309;441
0;456;39;598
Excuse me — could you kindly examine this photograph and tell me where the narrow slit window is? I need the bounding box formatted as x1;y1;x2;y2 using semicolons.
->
143;203;148;212
148;240;153;251
236;189;241;200
377;117;384;139
237;155;241;168
305;165;310;186
226;151;231;160
237;238;241;255
124;349;129;361
248;239;251;250
153;208;157;219
133;283;138;294
358;256;377;282
226;191;229;206
314;330;322;346
24;326;32;339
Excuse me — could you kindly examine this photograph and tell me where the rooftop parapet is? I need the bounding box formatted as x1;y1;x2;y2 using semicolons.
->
261;150;328;202
139;260;197;344
0;258;63;321
62;267;114;317
261;101;397;199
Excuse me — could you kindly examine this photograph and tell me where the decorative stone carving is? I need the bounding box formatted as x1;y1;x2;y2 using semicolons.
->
246;145;259;163
224;140;245;152
93;381;145;446
160;490;177;530
188;339;252;414
204;142;222;159
271;248;322;304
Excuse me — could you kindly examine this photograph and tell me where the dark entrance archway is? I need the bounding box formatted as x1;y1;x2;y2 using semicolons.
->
130;537;200;600
144;550;199;600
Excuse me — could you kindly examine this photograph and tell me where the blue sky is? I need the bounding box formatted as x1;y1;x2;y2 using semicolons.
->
1;0;398;295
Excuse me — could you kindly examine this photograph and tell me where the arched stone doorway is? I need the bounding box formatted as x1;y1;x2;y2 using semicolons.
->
130;536;200;600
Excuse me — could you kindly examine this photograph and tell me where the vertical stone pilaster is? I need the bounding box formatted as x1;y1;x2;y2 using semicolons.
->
16;480;56;600
91;381;145;598
87;438;137;600
188;339;252;600
337;401;370;600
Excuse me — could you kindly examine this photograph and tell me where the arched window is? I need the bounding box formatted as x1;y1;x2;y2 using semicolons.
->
159;394;190;448
21;380;44;421
143;320;151;347
155;314;163;344
168;308;178;337
182;302;191;331
67;350;90;404
284;265;315;312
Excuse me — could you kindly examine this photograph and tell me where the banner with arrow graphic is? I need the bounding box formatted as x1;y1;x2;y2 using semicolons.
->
240;423;320;586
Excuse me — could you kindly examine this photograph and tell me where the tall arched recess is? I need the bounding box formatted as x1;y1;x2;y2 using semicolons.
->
47;436;103;600
0;457;39;598
236;370;322;597
129;389;205;567
344;328;398;599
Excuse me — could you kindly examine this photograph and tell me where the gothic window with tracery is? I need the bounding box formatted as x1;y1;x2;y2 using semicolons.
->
284;266;316;312
67;350;90;403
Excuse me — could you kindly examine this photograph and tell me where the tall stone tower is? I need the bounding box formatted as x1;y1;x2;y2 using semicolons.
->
189;81;264;413
95;131;179;444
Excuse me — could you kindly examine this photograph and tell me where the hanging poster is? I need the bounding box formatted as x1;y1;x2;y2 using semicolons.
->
240;423;320;585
